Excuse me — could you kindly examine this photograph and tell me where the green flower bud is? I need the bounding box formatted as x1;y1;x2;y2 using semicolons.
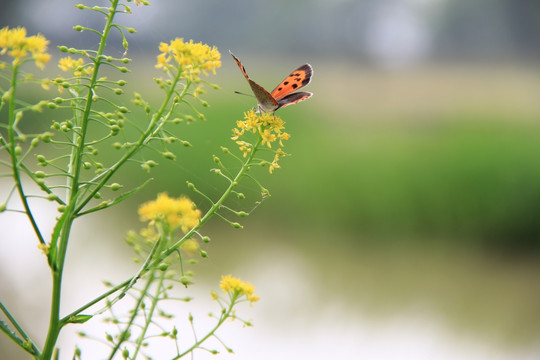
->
110;125;120;135
40;132;54;143
30;138;39;148
161;151;176;160
109;183;122;191
231;222;243;229
34;171;46;179
180;276;192;287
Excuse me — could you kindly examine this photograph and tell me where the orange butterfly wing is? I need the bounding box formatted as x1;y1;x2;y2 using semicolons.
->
270;64;313;100
230;51;279;112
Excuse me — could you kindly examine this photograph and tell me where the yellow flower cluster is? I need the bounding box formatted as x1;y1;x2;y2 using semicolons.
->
155;38;221;81
232;110;290;173
0;26;50;69
138;193;201;233
220;274;259;304
58;56;93;76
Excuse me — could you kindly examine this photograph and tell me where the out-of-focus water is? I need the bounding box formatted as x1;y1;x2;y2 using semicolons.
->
1;199;540;359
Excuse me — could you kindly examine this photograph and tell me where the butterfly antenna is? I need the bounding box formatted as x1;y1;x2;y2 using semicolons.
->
234;90;254;97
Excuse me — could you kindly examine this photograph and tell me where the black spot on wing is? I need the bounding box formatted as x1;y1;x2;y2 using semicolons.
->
277;91;313;109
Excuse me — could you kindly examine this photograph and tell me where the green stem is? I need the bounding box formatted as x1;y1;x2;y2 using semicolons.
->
107;265;157;360
108;228;169;359
0;301;40;357
173;296;237;359
7;62;46;246
74;62;188;215
69;0;119;203
131;269;167;359
40;219;74;360
59;137;261;339
162;136;262;258
41;3;121;359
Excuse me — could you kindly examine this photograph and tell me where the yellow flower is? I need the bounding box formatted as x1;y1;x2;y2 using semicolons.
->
58;56;93;76
220;274;259;304
138;193;201;233
0;26;50;69
232;110;290;171
235;140;252;158
155;38;221;81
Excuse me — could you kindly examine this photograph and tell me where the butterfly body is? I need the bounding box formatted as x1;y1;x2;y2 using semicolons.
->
230;51;313;113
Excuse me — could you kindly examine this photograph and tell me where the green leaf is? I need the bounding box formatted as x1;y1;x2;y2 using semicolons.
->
66;314;93;324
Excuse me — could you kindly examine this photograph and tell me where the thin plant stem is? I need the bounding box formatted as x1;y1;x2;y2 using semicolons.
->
7;62;46;246
41;2;121;359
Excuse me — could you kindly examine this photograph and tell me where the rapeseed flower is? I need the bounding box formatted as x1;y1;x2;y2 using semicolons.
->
232;110;290;172
0;26;50;69
220;274;259;304
58;56;93;76
138;193;201;233
155;38;221;81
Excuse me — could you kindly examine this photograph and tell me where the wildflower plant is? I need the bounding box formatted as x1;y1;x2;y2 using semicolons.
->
0;0;294;359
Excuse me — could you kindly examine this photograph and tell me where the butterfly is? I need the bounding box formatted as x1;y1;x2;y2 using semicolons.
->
230;51;313;113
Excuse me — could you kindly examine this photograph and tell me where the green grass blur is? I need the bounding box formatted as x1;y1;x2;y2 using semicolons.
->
103;61;540;255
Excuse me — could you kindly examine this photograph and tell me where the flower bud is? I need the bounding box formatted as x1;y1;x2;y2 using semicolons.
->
40;132;54;143
108;183;122;191
231;222;243;229
236;192;245;200
161;151;176;160
34;171;46;179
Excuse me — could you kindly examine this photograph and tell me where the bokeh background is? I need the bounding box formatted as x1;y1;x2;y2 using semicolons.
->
1;0;540;359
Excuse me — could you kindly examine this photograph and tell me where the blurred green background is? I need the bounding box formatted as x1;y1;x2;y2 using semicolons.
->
1;0;540;359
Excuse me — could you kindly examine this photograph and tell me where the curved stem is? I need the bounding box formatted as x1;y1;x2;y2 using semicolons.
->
7;62;46;246
173;296;237;359
131;269;167;359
